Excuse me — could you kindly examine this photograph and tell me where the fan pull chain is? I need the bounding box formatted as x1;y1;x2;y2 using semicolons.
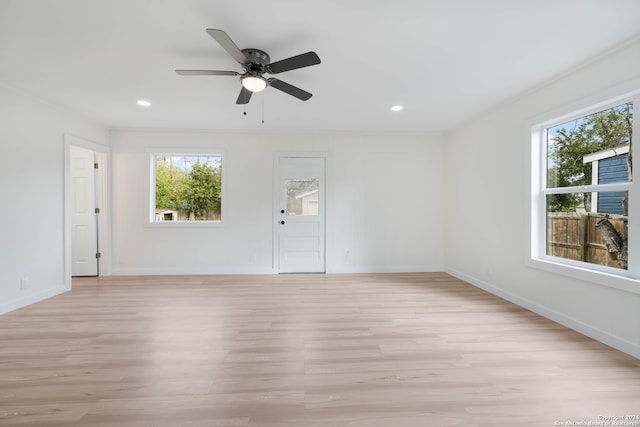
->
262;92;265;124
243;105;247;116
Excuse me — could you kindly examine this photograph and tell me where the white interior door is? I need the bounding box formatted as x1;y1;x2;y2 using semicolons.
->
70;145;98;276
277;156;325;273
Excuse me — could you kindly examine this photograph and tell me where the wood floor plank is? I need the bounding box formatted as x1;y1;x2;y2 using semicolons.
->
0;273;639;426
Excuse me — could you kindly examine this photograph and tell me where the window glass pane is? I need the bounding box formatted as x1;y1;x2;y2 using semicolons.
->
286;179;319;216
546;193;627;270
154;154;222;221
546;102;633;188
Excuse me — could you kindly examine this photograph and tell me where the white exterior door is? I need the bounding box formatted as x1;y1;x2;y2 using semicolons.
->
277;156;325;273
70;145;98;276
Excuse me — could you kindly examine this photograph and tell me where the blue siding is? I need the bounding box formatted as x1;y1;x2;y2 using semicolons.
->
597;154;628;214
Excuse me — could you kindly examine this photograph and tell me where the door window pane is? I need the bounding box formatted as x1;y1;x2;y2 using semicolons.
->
286;179;319;216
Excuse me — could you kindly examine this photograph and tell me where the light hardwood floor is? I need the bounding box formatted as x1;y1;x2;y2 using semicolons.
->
1;273;639;426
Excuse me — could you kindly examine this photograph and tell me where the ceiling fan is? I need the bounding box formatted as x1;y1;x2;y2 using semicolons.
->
176;29;321;105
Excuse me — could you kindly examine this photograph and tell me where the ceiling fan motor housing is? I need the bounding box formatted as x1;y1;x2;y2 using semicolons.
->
242;48;270;75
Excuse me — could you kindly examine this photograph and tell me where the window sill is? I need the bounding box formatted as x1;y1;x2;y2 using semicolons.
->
527;257;640;295
146;221;225;228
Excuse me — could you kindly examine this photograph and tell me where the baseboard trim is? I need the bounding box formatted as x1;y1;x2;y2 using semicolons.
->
445;268;640;359
112;265;445;276
0;284;70;316
327;265;445;274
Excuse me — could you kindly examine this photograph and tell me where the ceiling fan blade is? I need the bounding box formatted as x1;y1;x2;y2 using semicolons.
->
267;78;312;101
175;70;240;76
236;86;253;104
266;51;321;74
206;29;249;64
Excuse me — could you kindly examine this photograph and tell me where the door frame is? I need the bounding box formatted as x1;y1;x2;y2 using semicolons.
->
63;134;111;288
272;151;329;273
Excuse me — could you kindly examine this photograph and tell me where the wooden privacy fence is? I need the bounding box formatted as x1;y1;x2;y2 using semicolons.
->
547;213;628;268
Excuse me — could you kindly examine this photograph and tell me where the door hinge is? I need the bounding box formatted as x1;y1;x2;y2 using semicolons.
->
94;162;99;169
95;207;100;214
96;252;101;259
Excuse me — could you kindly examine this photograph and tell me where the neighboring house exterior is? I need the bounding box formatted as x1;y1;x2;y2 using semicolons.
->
583;144;630;214
296;189;319;216
155;209;178;221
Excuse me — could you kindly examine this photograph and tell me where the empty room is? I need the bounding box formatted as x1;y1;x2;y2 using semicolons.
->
1;1;640;426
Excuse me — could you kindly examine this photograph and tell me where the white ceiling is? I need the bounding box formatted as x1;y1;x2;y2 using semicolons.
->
1;0;640;134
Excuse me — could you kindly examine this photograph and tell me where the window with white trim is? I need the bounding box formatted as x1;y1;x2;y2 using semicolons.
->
531;94;639;281
150;152;223;223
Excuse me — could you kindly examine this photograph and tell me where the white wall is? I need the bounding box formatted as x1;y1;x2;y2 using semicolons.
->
110;130;444;275
443;38;640;358
0;84;108;314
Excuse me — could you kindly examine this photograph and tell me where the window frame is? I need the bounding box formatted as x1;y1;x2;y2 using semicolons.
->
528;89;640;294
147;148;226;227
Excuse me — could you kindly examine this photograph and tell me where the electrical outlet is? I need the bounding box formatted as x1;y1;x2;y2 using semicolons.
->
20;278;29;290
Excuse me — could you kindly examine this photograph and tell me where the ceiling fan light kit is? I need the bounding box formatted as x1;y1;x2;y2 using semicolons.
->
176;29;320;105
241;75;267;92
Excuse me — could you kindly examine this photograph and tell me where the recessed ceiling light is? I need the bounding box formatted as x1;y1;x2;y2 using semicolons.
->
391;105;403;112
137;100;151;107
